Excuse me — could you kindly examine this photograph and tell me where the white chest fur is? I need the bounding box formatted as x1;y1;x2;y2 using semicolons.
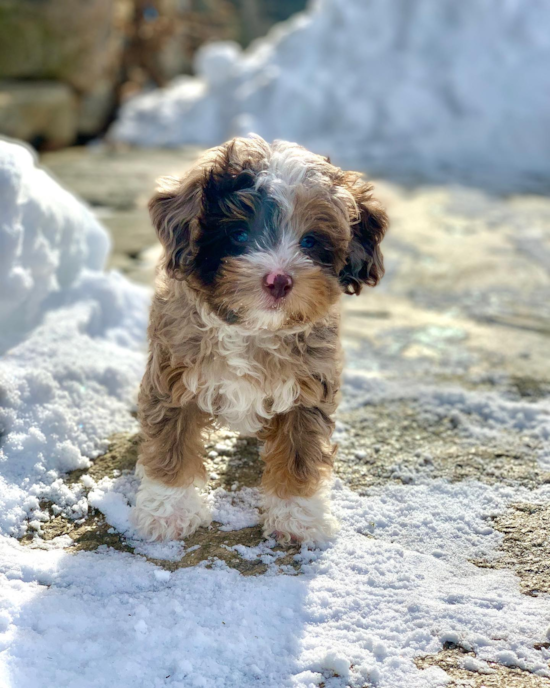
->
187;325;302;435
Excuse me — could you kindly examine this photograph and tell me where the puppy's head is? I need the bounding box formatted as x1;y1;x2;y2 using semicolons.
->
149;136;388;330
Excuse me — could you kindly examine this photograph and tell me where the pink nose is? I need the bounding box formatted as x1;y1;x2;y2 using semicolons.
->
263;272;293;299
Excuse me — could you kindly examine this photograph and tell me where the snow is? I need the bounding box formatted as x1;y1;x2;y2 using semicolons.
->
0;140;110;352
2;138;550;686
341;370;550;474
0;140;149;537
2;480;550;687
342;371;550;440
209;486;261;531
111;0;550;190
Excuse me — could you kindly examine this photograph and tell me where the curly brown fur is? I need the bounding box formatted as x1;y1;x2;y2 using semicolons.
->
133;135;388;544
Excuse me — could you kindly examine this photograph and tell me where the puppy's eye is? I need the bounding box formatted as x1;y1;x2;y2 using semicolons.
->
300;234;317;250
231;229;249;244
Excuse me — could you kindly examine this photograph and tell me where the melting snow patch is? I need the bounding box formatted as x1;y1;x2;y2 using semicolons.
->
208;486;262;531
341;368;550;468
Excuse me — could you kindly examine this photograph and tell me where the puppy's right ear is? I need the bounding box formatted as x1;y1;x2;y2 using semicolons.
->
148;170;204;279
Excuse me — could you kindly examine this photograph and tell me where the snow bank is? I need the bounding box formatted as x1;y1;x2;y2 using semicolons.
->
0;140;149;536
0;140;110;352
111;0;550;189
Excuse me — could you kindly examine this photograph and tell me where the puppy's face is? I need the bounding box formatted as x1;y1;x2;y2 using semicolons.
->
149;137;388;331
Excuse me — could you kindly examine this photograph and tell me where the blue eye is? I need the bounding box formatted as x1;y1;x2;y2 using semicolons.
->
300;235;316;250
231;229;249;243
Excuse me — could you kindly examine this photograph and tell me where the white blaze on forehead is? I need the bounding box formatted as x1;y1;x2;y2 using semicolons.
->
255;139;327;218
265;140;326;187
252;139;357;249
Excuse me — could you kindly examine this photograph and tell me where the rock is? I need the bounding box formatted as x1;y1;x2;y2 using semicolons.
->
77;79;116;136
0;0;123;94
0;81;78;147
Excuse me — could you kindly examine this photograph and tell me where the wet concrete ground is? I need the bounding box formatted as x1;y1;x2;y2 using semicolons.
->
37;145;550;685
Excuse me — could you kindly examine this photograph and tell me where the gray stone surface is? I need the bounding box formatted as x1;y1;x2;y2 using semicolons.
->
0;0;123;93
77;79;116;136
0;81;78;147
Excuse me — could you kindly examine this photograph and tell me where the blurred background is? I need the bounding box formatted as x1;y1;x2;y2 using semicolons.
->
1;0;549;334
0;0;306;149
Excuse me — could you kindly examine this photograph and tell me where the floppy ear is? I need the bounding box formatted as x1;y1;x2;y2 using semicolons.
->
339;174;389;295
148;169;205;279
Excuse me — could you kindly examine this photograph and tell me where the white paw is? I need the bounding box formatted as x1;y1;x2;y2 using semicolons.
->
262;487;339;546
132;469;211;541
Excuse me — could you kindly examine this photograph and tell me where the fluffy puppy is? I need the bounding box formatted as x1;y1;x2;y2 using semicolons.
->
132;135;388;545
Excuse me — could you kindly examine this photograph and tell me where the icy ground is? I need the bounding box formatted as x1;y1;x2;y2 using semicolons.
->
110;0;550;192
2;144;550;687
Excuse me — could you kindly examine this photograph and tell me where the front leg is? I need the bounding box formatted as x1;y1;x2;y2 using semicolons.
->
132;395;212;541
260;406;339;546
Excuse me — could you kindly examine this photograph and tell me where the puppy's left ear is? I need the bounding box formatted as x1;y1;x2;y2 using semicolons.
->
339;174;389;295
149;169;204;280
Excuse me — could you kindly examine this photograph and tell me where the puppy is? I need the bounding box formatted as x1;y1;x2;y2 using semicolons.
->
132;135;388;545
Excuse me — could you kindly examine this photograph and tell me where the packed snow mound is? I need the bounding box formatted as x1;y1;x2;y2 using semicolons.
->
111;0;550;189
0;139;149;537
0;139;111;352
